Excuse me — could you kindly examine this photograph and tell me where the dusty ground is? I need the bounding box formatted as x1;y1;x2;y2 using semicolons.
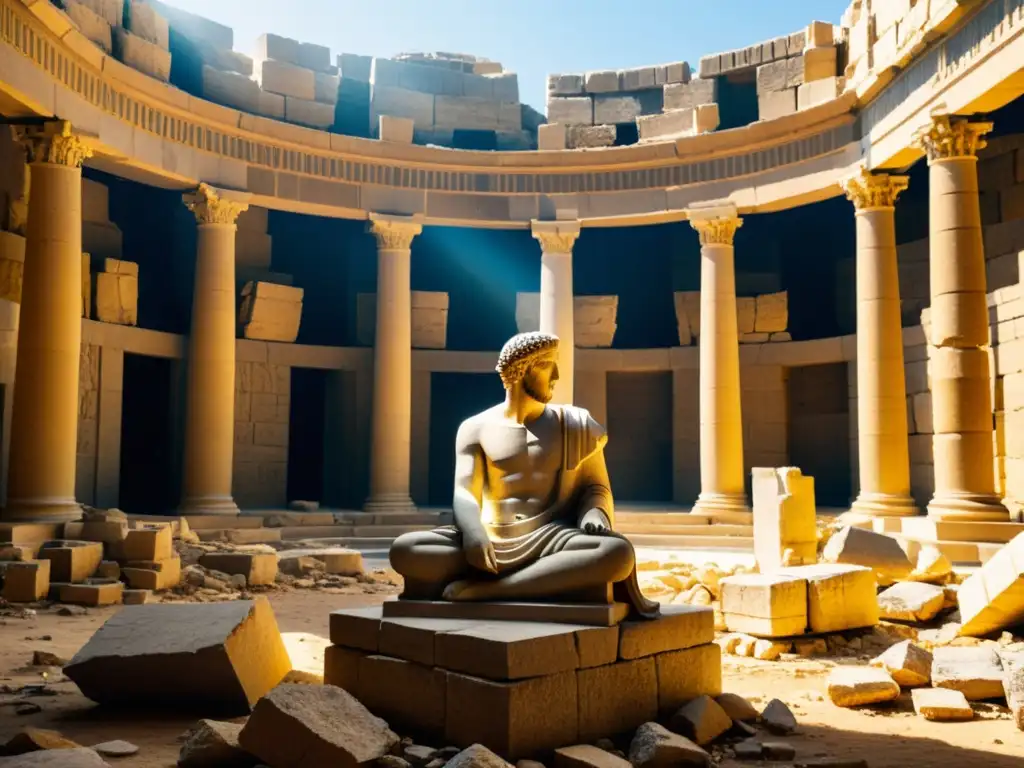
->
0;591;1022;768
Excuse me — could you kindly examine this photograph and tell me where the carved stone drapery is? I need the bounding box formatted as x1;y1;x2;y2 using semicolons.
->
914;115;993;163
841;166;909;211
184;183;250;226
369;215;422;251
19;120;92;168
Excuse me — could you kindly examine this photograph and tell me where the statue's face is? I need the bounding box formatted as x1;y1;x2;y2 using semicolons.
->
523;355;559;403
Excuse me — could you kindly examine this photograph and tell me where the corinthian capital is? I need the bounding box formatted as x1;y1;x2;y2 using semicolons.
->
841;166;909;210
183;183;250;225
914;115;993;163
687;202;742;246
20;120;93;168
368;214;423;251
531;220;581;254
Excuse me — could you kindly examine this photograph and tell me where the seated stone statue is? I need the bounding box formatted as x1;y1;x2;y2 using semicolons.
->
390;331;658;618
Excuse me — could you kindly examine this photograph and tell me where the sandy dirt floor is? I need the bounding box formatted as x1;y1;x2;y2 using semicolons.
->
0;591;1022;768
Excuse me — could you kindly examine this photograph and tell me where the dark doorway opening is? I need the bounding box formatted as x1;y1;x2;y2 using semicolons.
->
614;123;639;146
428;372;505;506
606;372;674;502
288;368;328;504
717;72;759;130
119;354;175;514
788;363;851;507
453;129;498;151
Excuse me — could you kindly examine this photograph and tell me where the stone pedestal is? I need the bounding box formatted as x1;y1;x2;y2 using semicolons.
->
915;116;1008;522
325;605;720;759
4;122;92;523
179;184;250;515
532;221;581;405
688;204;750;522
841;167;918;519
364;214;421;514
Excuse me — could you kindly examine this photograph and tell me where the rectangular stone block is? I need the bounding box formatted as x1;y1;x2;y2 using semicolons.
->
958;533;1024;636
73;0;121;26
593;94;641;125
568;124;616;149
65;0;112;52
755;291;788;332
324;644;365;691
806;21;835;48
371;85;435;130
254;33;300;66
618;605;714;660
655;643;723;716
201;66;261;113
756;57;804;93
753;466;817;571
113;28;170;82
665;61;691;84
298;41;331;73
758;88;797;121
538;123;567;151
434;96;502;130
60;582;123;606
575;296;618;348
0;231;25;302
637;109;694;141
803;46;837;82
378;114;414;144
126;0;169;49
239;281;303;343
778;564;879;633
720;573;808;637
1;559;50;602
435;622;580;681
547;97;593;126
94;272;138;326
736;297;756;334
798;76;844;109
313;71;341;104
549;74;585;96
446;670;578;760
284;95;335;128
338;53;373;82
38;540;104;583
360;655;446;737
123;526;172;562
122;555;182;590
663;79;717;111
931;646;1006;701
254;58;316;100
330;606;383;650
577;657;656;742
584;70;619;93
198;552;278;586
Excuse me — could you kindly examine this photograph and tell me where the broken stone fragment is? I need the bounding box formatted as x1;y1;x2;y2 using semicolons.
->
91;741;138;757
65;598;291;713
627;722;710;768
931;646;1005;701
733;739;763;760
0;749;111;766
668;695;732;746
3;727;81;754
871;640;932;688
444;744;512;768
199;553;278;586
38;541;104;583
820;526;913;586
31;650;67;667
763;742;796;760
761;699;797;734
826;667;900;707
239;684;399;768
877;582;946;623
907;546;953;584
177;719;256;768
753;639;791;660
1004;658;1024;730
554;744;631;768
714;692;759;722
911;688;974;721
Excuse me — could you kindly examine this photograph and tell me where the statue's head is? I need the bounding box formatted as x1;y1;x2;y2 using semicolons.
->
496;332;560;403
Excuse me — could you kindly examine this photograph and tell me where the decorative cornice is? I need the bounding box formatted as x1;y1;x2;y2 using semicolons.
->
914;115;993;163
689;214;742;246
531;221;581;254
19;120;92;168
368;215;423;251
183;183;250;225
841;166;909;210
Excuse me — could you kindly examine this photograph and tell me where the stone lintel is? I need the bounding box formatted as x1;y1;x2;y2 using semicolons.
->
685;199;740;222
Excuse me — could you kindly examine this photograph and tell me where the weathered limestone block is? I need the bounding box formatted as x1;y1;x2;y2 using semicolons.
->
239;683;399;767
59;582;123;606
871;640;932;687
357;291;448;348
284;96;335;129
584;71;619;93
877;582;946;623
755;291;788;333
654;644;722;716
958;533;1024;636
435;622;580;680
1;559;50;602
379;114;414;143
1005;659;1024;730
38;540;103;583
669;695;732;746
239;281;303;343
802;46;837;82
593;95;642;125
0;230;25;302
693;104;720;134
122;588;151;605
177;719;251;768
371;86;435;129
663;79;717;111
547;97;593;126
125;0;169;49
756;57;804;93
627;722;709;768
358;654;447;736
758;89;797;121
94;271;138;326
778;564;879;633
752;467;817;571
113;28;170;82
736;297;756;334
64;0;112;52
821;526;913;586
637;109;694;142
827;666;900;707
912;688;974;721
548;74;585;96
255;33;301;66
298;41;331;73
66;599;290;712
122;555;182;590
578;658;655;743
254;59;315;100
798;76;845;110
538;123;567;151
618;605;714;659
322;550;364;575
555;744;630;768
931;647;1005;701
719;573;807;637
72;0;121;26
575;296;618;348
199;552;278;586
674;291;701;341
123;526;172;561
568;124;616;149
434;96;505;131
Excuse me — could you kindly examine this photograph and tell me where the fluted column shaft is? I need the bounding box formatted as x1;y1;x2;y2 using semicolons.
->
179;184;250;515
532;220;581;405
842;168;918;518
916;116;1008;522
4;122;92;523
689;205;750;522
365;214;422;513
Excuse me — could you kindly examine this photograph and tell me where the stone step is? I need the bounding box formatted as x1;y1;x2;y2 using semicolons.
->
900;518;1024;544
624;533;754;551
615;512;715;527
614;523;752;537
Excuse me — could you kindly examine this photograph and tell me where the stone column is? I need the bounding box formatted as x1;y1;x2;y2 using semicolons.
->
3;122;92;523
915;115;1009;522
179;184;250;515
841;167;918;519
688;203;750;522
531;220;581;405
365;214;422;514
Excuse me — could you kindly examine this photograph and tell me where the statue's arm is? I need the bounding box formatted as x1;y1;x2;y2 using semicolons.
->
452;419;489;545
575;448;614;530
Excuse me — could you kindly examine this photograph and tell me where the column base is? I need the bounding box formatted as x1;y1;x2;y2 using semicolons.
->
364;494;418;515
927;493;1010;523
178;495;240;516
1;497;83;524
692;493;751;524
847;493;920;520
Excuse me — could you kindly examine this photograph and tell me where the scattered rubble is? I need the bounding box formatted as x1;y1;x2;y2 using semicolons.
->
820;525;913;586
826;666;900;708
877;581;946;623
911;688;974;721
177;720;254;768
871;640;932;687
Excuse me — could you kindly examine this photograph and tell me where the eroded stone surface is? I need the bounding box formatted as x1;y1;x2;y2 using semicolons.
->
826;667;900;707
447;745;513;768
668;695;732;746
627;722;710;768
714;693;758;722
821;526;912;586
911;688;974;721
761;699;797;734
554;744;631;768
931;647;1005;701
871;640;932;687
878;582;946;623
177;719;255;768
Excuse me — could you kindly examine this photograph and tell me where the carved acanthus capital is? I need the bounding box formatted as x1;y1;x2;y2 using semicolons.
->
689;215;743;246
368;214;423;251
914;115;993;163
20;120;92;168
531;220;581;254
841;166;909;210
184;183;250;226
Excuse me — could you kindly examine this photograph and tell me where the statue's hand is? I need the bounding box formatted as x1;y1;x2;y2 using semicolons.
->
580;508;611;536
463;533;499;574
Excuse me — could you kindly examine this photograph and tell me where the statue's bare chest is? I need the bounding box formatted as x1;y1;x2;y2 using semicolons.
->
478;411;562;479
